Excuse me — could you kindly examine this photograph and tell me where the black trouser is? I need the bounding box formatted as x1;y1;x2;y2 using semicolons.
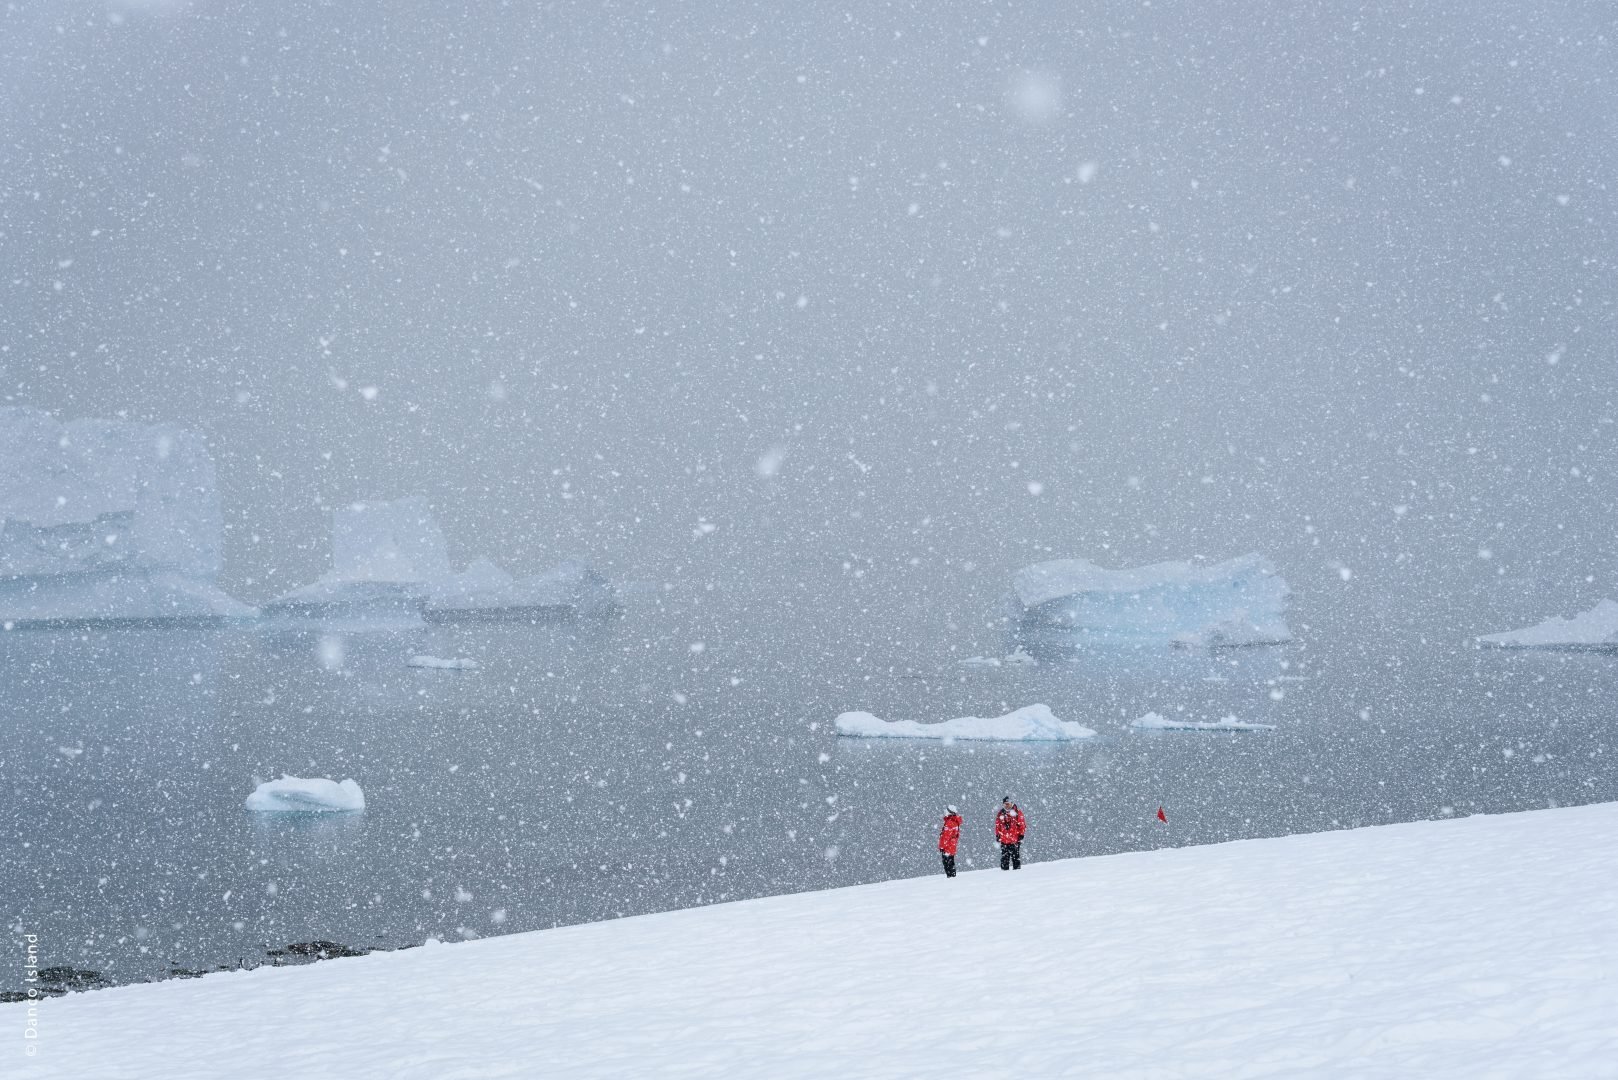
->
999;842;1022;870
941;853;957;878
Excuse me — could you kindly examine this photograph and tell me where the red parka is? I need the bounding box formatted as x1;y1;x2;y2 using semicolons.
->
994;805;1026;844
938;813;963;855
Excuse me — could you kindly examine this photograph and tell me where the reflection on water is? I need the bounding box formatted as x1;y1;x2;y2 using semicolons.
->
2;596;1614;991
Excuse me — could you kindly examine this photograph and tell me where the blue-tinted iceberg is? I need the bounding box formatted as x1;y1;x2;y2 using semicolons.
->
1009;553;1291;650
0;407;254;627
1476;600;1618;650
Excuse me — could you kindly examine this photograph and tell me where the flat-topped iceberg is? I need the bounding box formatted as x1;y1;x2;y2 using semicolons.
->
265;498;616;629
1131;713;1275;732
835;704;1096;741
244;775;366;813
0;407;254;627
1477;600;1618;650
1009;552;1291;650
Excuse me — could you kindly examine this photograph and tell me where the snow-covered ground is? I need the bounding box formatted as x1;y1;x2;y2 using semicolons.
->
835;703;1095;740
16;803;1618;1078
1477;599;1618;649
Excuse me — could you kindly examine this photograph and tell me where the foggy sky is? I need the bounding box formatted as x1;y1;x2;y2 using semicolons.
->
2;0;1613;642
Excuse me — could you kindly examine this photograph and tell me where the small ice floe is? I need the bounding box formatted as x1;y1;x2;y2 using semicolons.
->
1131;713;1275;732
957;656;1002;667
245;775;366;813
1476;600;1618;650
835;704;1095;741
1002;649;1038;666
407;655;479;670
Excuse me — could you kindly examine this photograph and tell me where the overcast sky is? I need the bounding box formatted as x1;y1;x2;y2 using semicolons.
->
2;0;1612;640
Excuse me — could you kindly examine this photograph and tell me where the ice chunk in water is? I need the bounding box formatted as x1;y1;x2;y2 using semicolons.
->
835;704;1096;741
244;775;366;813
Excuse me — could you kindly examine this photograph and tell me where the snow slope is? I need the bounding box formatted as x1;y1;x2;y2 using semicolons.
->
14;803;1618;1078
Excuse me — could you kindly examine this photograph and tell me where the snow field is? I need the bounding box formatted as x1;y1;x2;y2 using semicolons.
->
15;802;1618;1078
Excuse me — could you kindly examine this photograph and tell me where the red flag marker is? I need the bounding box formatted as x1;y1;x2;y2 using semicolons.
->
1156;807;1167;823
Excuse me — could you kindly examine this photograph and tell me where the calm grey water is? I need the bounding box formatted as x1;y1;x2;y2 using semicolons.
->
3;592;1614;991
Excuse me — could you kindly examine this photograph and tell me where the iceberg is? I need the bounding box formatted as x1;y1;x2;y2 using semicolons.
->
407;654;479;670
262;498;448;629
0;407;254;627
1476;600;1618;650
1130;713;1276;732
244;775;366;813
957;650;1038;668
1009;552;1291;650
265;498;617;629
834;704;1096;741
426;558;617;622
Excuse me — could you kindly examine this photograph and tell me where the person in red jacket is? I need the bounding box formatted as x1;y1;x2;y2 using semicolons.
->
994;796;1027;870
938;805;962;877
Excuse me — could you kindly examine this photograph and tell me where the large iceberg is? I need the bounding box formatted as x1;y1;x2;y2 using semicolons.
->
0;407;254;627
1477;600;1618;650
262;498;447;629
834;704;1096;741
264;497;616;629
1008;552;1291;650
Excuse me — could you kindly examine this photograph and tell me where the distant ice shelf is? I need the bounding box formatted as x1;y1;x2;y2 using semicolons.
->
244;775;366;813
0;407;254;627
1130;713;1275;732
1477;600;1618;650
1009;552;1291;650
835;704;1095;741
